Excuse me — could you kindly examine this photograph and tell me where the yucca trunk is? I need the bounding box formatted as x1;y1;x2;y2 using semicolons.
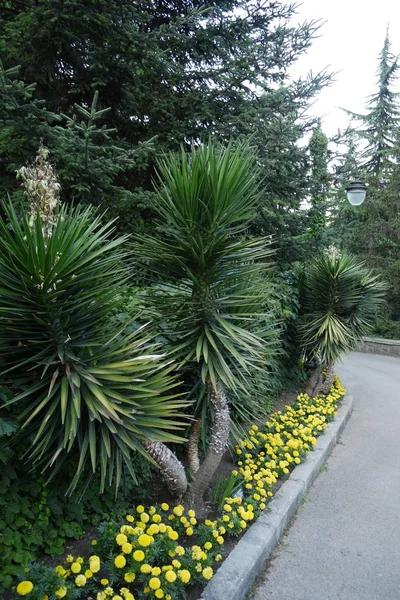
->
141;440;188;498
185;377;230;511
321;362;335;394
187;417;202;474
306;361;335;397
305;363;325;397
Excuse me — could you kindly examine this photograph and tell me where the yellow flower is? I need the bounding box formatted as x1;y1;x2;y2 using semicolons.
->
122;542;133;554
116;533;128;546
16;582;34;596
114;555;126;569
55;588;67;599
152;514;162;523
215;554;222;562
152;567;162;576
175;545;185;556
89;557;101;574
161;503;169;511
133;549;145;562
165;570;176;583
75;574;87;587
101;579;109;585
172;559;181;569
124;573;136;583
178;569;191;584
155;591;164;599
204;542;212;550
138;533;152;547
202;567;213;580
97;593;106;600
126;514;134;522
91;539;98;546
136;505;145;513
149;577;161;590
76;557;84;565
71;562;81;574
186;527;193;536
140;512;150;524
167;529;179;541
85;570;93;578
55;566;66;576
173;505;184;517
111;596;123;600
140;564;152;574
217;536;224;544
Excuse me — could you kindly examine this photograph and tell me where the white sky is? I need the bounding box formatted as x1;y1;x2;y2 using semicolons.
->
289;0;400;136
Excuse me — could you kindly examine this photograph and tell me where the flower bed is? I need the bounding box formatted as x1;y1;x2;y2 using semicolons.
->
11;377;345;600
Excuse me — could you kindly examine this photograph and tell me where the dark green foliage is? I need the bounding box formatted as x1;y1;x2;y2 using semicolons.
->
332;31;400;333
298;252;386;364
345;29;400;176
0;409;152;592
0;1;330;248
306;123;330;253
134;143;276;430
0;199;187;493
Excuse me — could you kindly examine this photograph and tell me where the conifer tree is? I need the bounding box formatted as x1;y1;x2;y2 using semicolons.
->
345;29;400;177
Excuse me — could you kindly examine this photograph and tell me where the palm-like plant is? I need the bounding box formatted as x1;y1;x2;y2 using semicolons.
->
0;194;188;494
299;250;386;395
135;142;274;509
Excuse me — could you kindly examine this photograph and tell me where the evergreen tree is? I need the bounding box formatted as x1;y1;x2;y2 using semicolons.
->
306;122;331;254
345;29;400;177
0;0;330;249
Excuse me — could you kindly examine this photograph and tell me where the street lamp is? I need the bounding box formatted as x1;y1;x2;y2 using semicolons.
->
346;178;367;206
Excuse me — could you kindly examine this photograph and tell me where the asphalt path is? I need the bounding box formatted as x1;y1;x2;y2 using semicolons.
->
249;352;400;600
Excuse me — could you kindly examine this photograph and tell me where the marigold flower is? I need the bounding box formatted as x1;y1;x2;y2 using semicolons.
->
16;581;34;596
138;533;152;547
178;569;191;584
149;577;161;590
133;550;145;562
71;562;81;574
116;533;128;546
122;542;133;554
114;555;126;568
165;570;177;583
75;574;87;587
55;588;67;599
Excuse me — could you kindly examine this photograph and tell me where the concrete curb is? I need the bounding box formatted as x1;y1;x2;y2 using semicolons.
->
200;393;354;600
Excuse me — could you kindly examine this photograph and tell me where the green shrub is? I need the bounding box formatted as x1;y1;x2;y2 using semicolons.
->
0;446;153;591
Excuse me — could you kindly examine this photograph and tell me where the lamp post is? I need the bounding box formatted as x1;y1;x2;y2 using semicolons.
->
346;178;367;206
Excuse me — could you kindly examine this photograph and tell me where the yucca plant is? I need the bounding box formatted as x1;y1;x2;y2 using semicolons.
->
0;148;188;495
298;249;386;396
135;141;274;509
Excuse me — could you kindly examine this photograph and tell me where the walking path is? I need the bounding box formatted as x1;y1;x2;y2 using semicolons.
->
248;352;400;600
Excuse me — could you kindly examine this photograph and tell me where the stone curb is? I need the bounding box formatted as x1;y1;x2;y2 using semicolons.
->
200;393;354;600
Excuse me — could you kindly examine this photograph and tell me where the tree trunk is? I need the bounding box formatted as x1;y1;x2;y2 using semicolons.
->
305;363;325;397
141;439;188;498
187;417;202;474
185;377;230;512
321;362;335;394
